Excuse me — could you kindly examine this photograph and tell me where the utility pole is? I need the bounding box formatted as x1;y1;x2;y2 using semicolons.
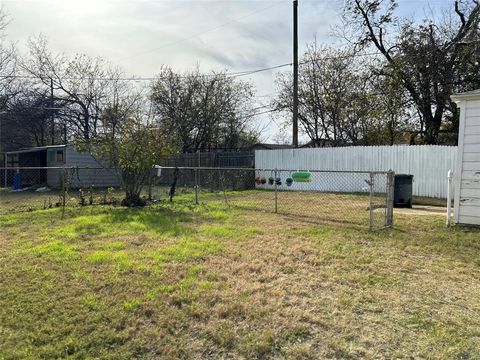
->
50;78;55;145
292;0;299;148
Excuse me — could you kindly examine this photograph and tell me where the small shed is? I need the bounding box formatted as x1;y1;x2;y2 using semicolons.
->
451;89;480;226
4;145;121;189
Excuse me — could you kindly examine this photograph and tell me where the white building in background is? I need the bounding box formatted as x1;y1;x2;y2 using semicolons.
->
451;89;480;226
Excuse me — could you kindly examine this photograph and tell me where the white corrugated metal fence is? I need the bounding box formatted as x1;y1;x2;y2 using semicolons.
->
255;145;457;198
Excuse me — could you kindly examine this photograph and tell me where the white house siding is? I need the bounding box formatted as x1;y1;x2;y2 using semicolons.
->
456;98;480;225
47;146;121;188
255;145;457;198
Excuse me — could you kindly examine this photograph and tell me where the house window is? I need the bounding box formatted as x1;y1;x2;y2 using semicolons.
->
56;150;64;163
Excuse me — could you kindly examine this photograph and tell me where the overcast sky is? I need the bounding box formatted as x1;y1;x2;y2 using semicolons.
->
3;0;452;142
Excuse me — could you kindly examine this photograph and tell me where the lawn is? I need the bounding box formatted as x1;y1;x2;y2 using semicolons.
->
0;197;479;359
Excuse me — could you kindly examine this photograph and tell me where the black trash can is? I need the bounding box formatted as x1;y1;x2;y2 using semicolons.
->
394;174;413;208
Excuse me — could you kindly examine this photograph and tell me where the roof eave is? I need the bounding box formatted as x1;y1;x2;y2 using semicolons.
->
451;89;480;102
5;144;69;155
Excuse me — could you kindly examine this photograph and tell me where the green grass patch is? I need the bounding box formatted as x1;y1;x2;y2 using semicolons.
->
85;250;134;271
27;240;78;263
53;207;193;241
199;223;235;238
123;298;141;312
149;237;222;264
82;294;106;311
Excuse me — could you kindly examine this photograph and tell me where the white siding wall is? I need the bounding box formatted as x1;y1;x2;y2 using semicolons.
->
457;99;480;225
255;145;457;198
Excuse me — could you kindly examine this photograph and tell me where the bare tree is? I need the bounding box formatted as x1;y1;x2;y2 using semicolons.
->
0;7;16;96
150;66;258;152
274;44;394;146
0;7;22;154
344;0;480;144
23;36;130;143
0;90;54;151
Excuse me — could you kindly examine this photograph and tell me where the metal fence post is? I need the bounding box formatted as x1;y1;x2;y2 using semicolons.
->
61;168;67;219
386;170;395;228
446;169;453;227
369;172;374;231
148;168;153;201
3;155;7;188
194;168;199;205
274;169;278;213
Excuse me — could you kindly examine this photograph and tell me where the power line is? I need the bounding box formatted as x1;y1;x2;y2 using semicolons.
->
6;51;383;82
118;1;285;63
244;108;280;119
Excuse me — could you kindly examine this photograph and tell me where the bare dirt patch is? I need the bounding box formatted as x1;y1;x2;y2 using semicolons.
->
395;205;446;216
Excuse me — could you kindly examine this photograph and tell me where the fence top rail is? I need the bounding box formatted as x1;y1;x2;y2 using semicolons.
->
0;166;113;170
1;166;393;175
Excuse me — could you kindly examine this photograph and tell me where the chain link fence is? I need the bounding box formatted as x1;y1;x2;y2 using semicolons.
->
0;167;124;214
0;166;394;230
151;167;394;231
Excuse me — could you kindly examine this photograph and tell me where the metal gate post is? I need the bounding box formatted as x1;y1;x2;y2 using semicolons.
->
386;170;395;228
369;172;374;231
274;169;278;213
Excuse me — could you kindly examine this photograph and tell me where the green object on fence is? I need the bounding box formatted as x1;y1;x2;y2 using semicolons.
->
291;171;312;182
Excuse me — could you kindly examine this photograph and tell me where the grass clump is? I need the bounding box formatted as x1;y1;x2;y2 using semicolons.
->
85;250;134;272
123;298;141;312
27;240;78;263
239;330;277;358
82;294;106;311
149;237;222;264
199;224;235;238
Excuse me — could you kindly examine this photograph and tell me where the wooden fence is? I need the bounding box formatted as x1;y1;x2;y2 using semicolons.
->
158;152;254;168
156;152;255;189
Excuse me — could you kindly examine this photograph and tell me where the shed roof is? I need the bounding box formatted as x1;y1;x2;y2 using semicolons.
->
5;144;69;155
451;89;480;101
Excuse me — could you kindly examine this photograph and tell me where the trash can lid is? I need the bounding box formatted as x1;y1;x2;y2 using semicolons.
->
395;174;414;179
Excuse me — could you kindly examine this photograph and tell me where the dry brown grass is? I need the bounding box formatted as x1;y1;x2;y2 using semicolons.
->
0;193;479;359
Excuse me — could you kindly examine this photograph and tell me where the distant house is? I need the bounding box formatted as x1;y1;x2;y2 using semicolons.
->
248;143;294;151
4;145;120;189
298;139;336;148
248;140;336;150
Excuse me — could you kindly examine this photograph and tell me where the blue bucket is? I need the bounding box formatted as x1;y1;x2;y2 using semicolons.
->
13;172;21;190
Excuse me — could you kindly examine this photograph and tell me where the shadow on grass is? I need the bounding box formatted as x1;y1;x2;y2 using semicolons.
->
33;205;201;243
98;206;196;237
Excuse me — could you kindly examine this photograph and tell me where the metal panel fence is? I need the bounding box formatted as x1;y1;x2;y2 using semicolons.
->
0;166;394;231
256;145;457;198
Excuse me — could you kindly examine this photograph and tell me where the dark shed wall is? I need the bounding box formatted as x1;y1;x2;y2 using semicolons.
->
47;147;120;188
